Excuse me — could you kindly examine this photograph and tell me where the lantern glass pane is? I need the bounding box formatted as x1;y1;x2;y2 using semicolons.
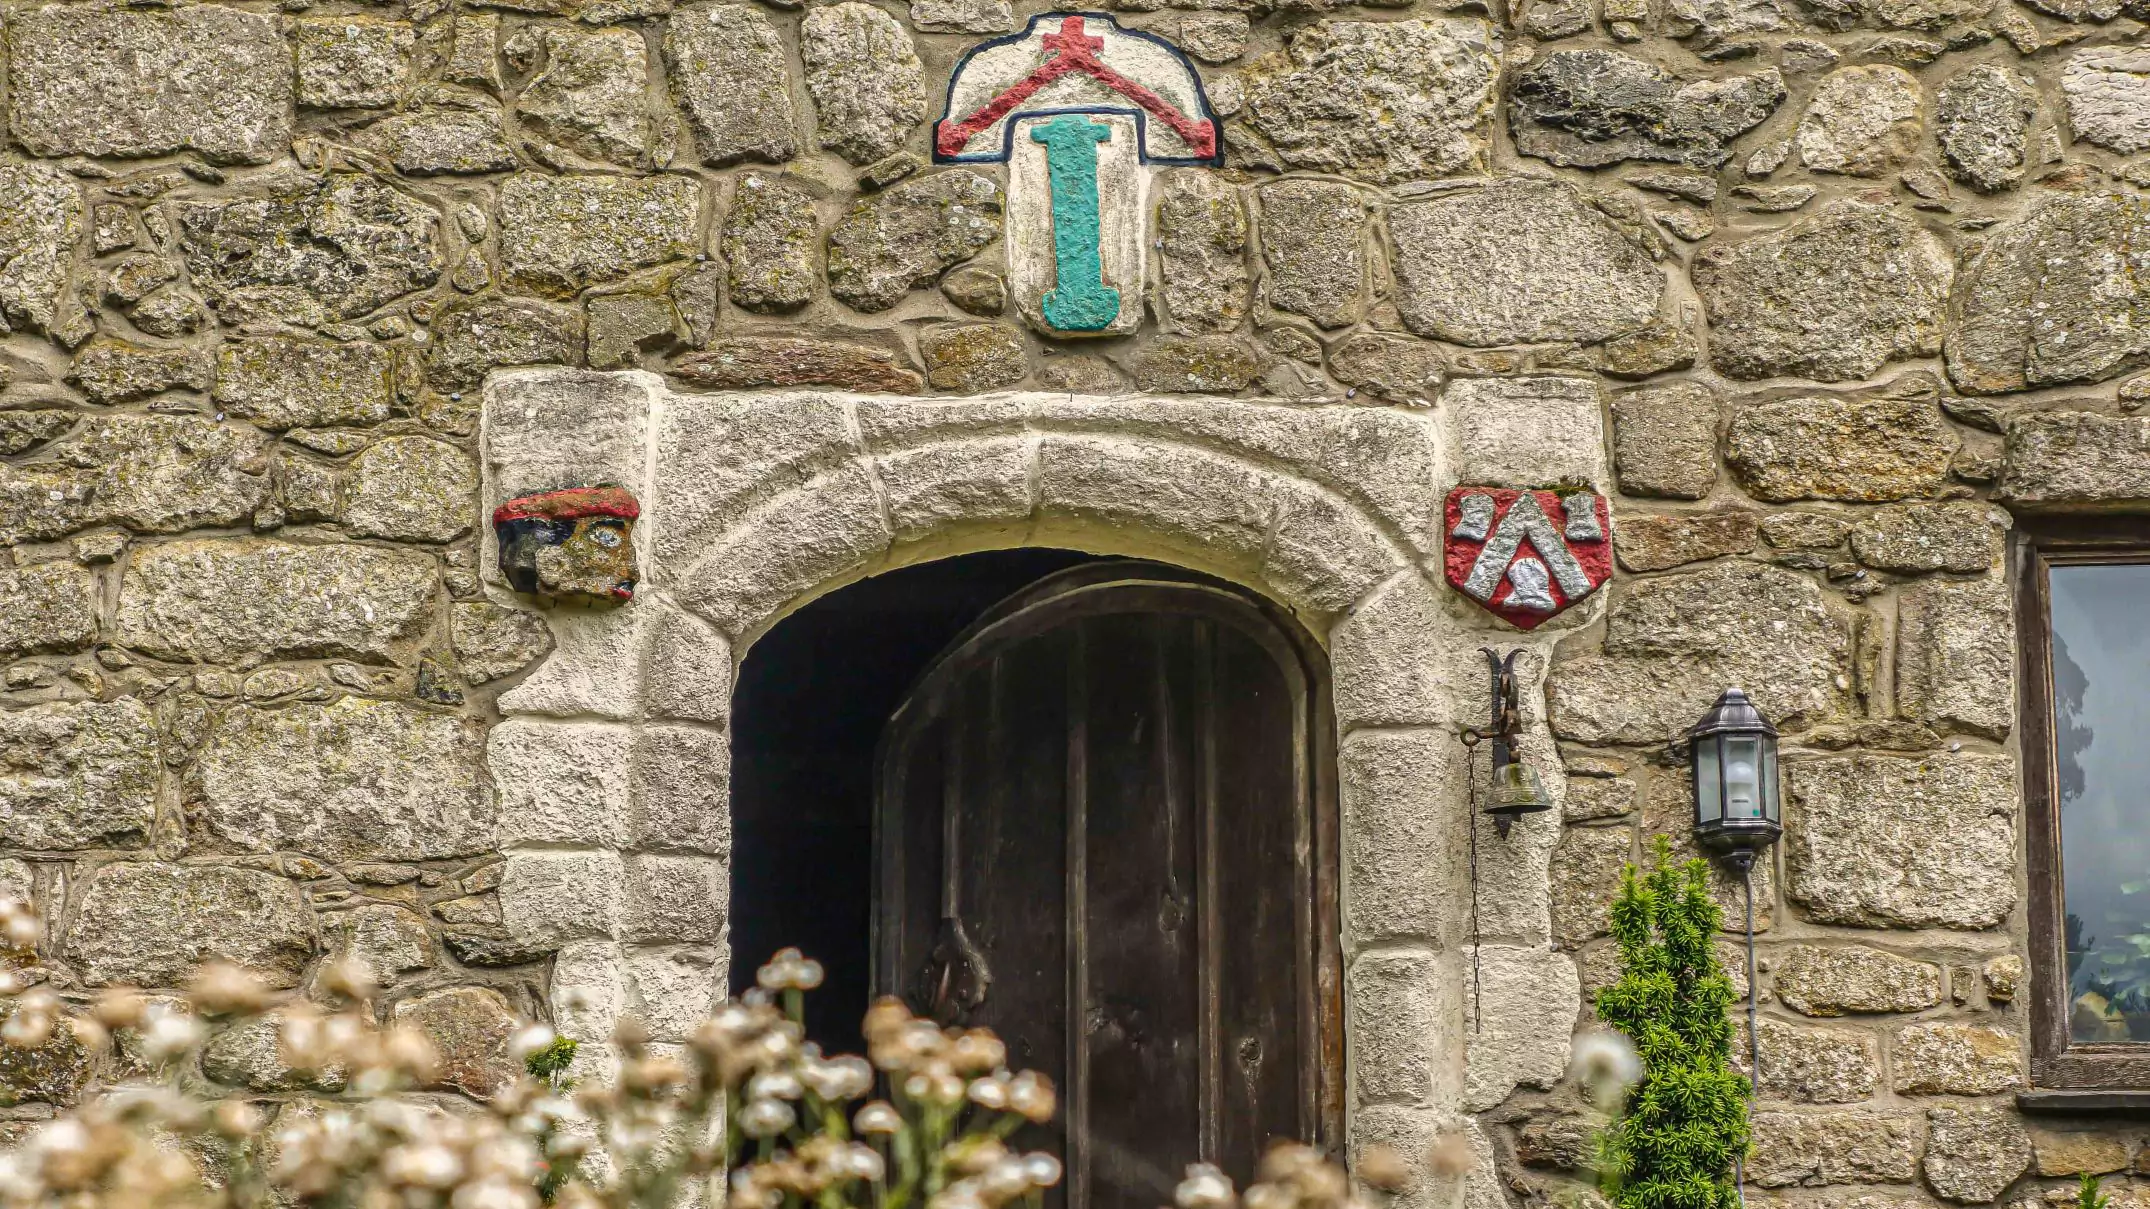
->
1759;738;1779;824
1724;735;1761;820
1694;738;1722;825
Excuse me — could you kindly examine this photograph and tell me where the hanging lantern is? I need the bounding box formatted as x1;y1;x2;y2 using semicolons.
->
1690;687;1782;871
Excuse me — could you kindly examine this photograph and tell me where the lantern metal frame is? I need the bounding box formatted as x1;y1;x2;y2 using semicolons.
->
1689;686;1783;873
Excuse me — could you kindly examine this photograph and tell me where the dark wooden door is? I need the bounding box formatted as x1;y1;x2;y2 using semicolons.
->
874;562;1341;1209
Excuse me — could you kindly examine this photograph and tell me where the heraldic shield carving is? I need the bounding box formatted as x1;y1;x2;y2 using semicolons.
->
935;13;1221;338
1443;488;1612;629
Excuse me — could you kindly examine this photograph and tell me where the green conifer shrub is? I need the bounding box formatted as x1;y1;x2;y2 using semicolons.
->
1593;838;1752;1209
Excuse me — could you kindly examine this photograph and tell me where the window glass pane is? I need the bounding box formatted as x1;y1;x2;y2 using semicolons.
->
2052;564;2150;1044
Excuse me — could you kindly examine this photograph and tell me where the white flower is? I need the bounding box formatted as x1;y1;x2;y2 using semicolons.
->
739;1098;795;1138
1177;1164;1236;1209
1569;1028;1642;1111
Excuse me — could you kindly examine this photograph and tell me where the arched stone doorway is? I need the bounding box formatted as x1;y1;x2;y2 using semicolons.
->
730;550;1342;1206
477;368;1600;1202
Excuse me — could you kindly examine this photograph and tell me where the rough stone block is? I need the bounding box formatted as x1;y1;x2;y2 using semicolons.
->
393;986;520;1100
1240;19;1498;183
489;719;632;847
1747;1108;1923;1186
500;849;625;947
1892;1022;2021;1094
1510;49;1782;170
498;173;702;297
675;461;889;638
431;297;583;394
116;539;436;665
1340;729;1465;947
515;27;652;168
0;564;95;657
1442;376;1607;491
875;438;1032;546
1349;949;1457;1105
1613;510;1758;572
622;854;728;943
177;174;441;327
644;603;734;724
1772;944;1944;1016
322;903;435;988
294;17;413;110
483;368;655;518
1551;561;1853;743
8;5;293;164
627;945;724;1041
1259;180;1367;329
497;605;647;721
1695;202;1953;383
1850;502;2005;573
341;437;478;544
1612;382;1720;500
723;173;818;313
2000;411;2150;503
1036;435;1272;578
1726;395;1957;502
632;725;732;855
826;170;1003;313
1784;753;2016;930
1949;194;2150;395
203;1008;348;1092
1742;1017;1880;1103
68;863;315;988
2030;1129;2131;1177
801;3;926;166
1549;825;1632;950
1896;576;2014;739
669;4;799;166
0;164;84;341
1391;179;1662;347
451;602;555;685
194;700;492;862
0;415;268;545
0;700;159;851
0;1001;93;1105
1925;1105;2030;1202
1156;171;1250;336
214;337;395;430
1465;945;1579;1110
2063;47;2150;154
1795;66;1925;177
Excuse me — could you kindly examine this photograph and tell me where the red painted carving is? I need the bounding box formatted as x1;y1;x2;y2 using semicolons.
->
1442;487;1612;630
934;15;1218;160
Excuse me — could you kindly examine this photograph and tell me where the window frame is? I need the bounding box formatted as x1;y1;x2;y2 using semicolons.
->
2019;516;2150;1091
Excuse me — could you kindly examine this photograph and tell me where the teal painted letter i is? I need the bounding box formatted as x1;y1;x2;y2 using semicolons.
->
1029;114;1120;332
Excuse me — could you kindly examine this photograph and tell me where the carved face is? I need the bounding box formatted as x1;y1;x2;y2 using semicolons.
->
494;487;639;605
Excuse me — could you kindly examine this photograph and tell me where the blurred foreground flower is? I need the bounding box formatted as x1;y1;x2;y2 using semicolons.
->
0;903;1366;1209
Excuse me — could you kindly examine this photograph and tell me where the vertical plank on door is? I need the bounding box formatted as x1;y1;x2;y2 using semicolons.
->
1080;612;1202;1209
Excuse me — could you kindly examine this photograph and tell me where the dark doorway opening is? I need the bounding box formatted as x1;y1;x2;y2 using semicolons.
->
727;549;1103;1050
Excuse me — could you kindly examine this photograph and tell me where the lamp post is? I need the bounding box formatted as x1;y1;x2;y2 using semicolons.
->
1689;687;1782;874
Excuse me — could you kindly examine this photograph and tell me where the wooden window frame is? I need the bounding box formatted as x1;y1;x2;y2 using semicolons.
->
2019;516;2150;1091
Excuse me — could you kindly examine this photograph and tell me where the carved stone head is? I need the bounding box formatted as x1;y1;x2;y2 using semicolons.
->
492;486;640;605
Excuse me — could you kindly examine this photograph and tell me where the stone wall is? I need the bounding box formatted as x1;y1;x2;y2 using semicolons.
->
1;0;2149;1200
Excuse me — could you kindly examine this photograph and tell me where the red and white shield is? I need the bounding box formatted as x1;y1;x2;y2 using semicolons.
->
1443;488;1612;630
